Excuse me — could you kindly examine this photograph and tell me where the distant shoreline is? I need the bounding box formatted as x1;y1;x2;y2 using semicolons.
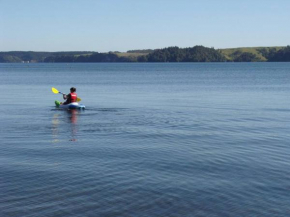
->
1;45;289;63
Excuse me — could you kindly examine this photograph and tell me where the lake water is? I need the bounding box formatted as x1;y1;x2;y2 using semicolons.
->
1;63;290;216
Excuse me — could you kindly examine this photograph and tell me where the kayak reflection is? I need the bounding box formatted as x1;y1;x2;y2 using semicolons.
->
52;113;60;143
69;110;78;141
70;109;78;124
51;109;79;142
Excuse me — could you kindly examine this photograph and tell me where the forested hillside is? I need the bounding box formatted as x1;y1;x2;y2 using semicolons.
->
0;51;94;63
43;46;226;62
267;46;290;62
142;46;226;62
1;46;290;63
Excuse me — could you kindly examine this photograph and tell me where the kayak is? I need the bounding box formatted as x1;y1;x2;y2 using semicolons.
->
55;100;85;109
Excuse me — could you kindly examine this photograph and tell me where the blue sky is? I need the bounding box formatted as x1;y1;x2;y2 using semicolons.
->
0;0;289;52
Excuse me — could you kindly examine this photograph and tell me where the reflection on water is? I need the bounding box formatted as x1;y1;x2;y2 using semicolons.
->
52;109;79;142
52;113;60;143
69;110;78;141
70;109;78;124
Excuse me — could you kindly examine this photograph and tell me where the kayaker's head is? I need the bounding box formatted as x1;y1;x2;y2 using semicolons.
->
70;87;76;93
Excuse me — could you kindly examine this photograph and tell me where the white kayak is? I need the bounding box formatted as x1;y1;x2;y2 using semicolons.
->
55;100;85;109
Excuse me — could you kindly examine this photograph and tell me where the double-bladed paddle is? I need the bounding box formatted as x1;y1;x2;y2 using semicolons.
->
52;87;81;102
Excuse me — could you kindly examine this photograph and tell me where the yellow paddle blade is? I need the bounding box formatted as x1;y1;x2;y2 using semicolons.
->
52;87;59;94
77;97;81;102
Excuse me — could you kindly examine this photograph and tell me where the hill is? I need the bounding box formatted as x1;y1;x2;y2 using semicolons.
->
1;46;290;63
43;46;226;63
0;51;95;63
219;46;284;62
145;46;226;62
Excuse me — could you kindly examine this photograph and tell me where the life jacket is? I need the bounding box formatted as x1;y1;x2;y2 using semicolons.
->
70;92;77;103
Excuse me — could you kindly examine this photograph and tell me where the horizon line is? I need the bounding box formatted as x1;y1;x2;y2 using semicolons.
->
0;45;286;53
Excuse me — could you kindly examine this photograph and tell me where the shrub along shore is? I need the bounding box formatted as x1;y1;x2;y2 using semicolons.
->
1;46;290;63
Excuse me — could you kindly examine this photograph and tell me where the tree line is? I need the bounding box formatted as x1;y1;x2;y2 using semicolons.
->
0;51;94;63
1;46;290;63
43;46;227;62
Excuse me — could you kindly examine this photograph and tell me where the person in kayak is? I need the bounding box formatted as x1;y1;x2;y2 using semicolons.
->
62;87;77;105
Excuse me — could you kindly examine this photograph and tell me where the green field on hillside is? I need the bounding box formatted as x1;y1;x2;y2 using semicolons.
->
115;52;148;57
219;47;284;61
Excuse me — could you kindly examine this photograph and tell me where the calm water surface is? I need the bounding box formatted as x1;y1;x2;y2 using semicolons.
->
1;63;290;216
